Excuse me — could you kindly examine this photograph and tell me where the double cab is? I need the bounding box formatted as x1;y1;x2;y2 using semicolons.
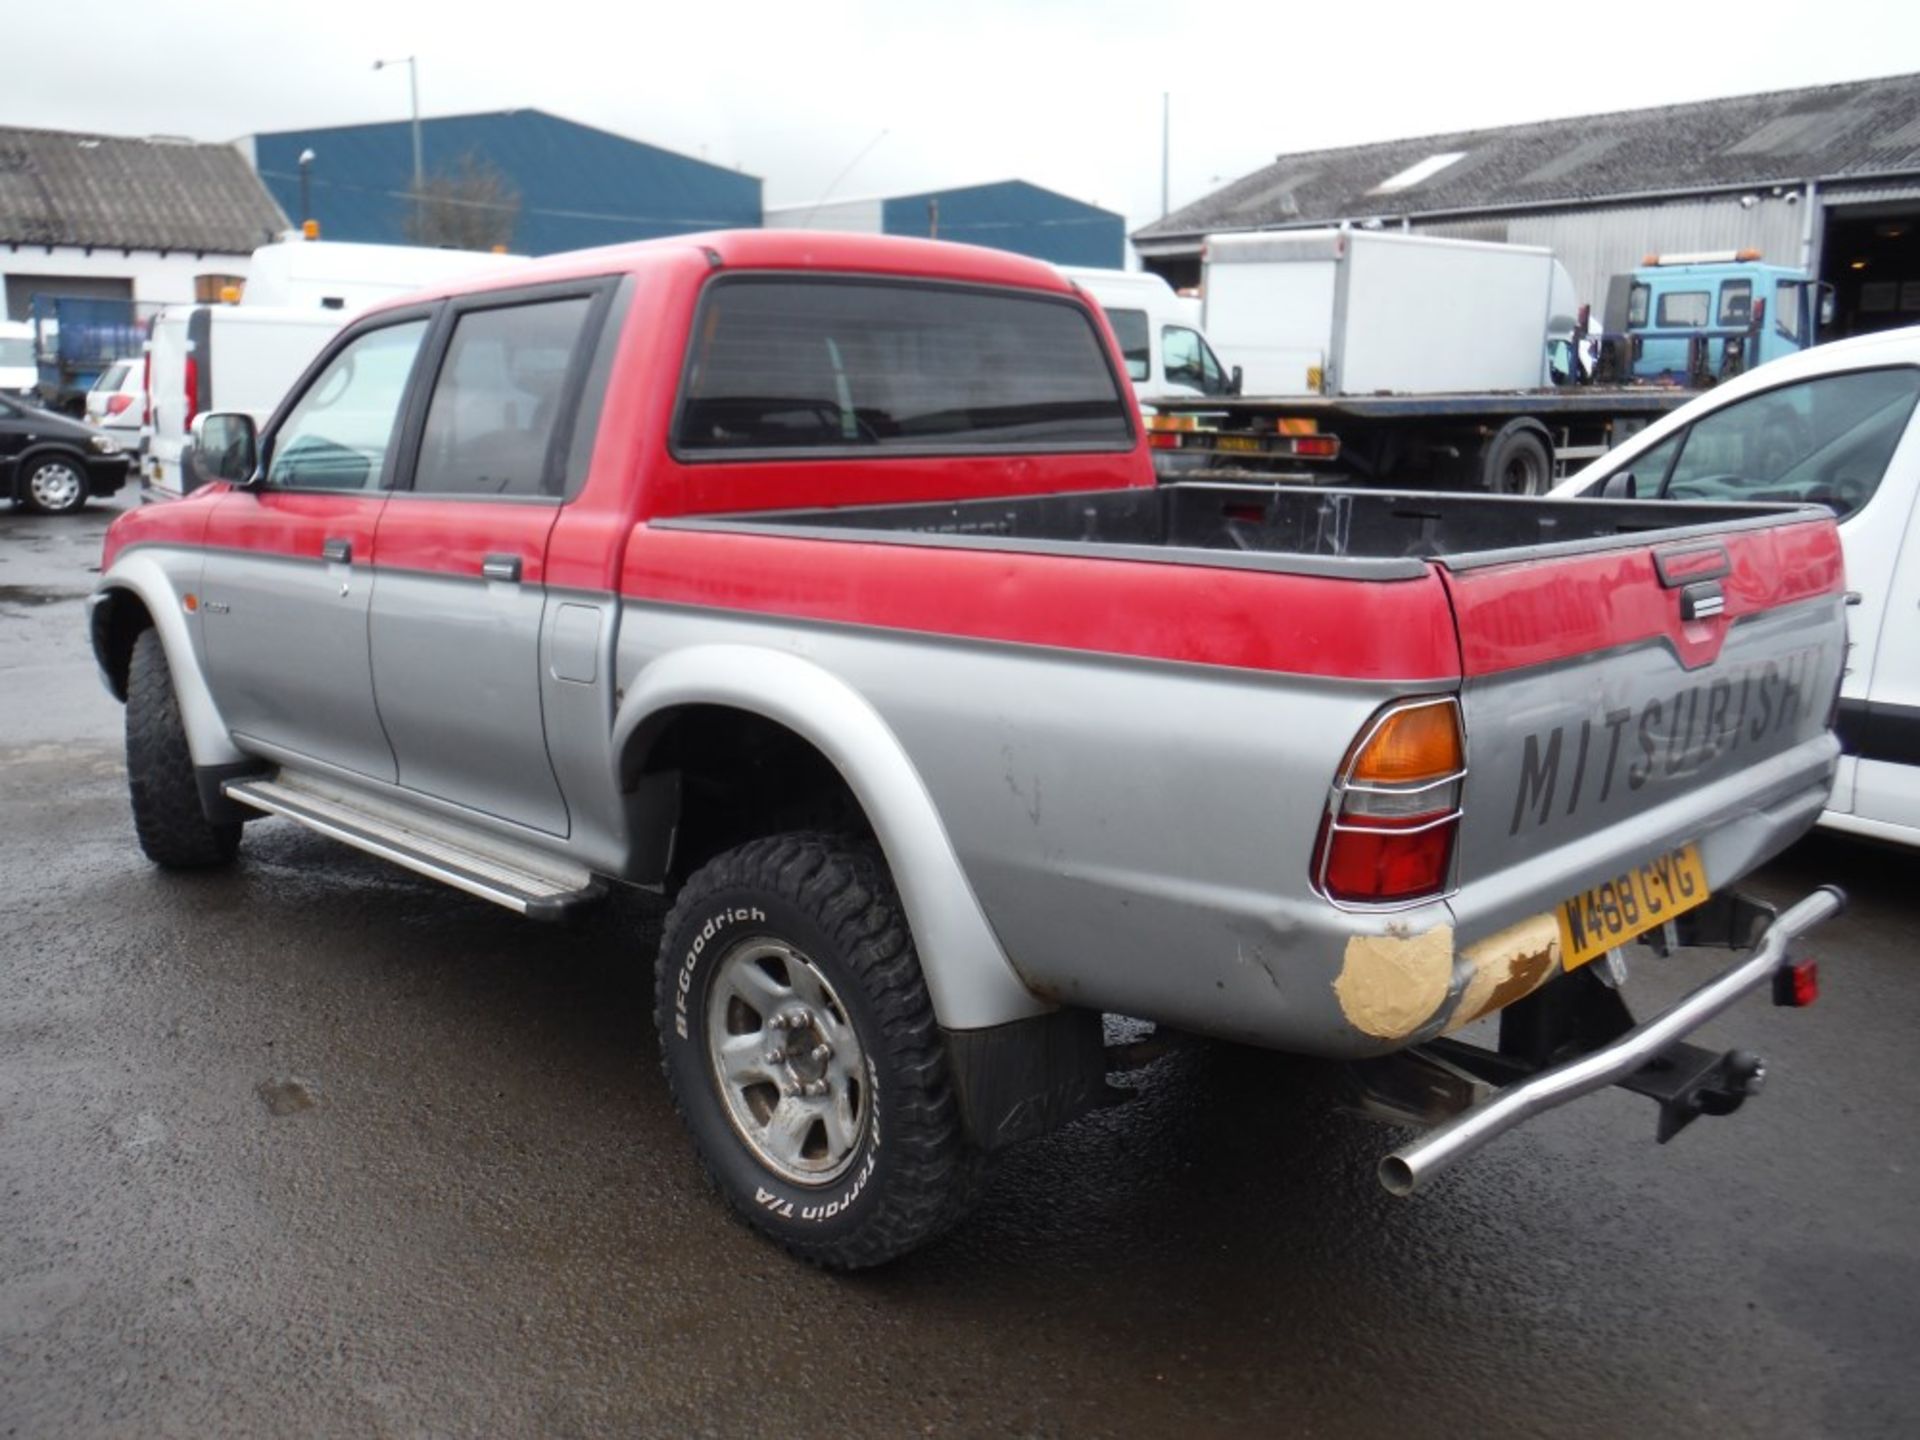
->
92;231;1846;1266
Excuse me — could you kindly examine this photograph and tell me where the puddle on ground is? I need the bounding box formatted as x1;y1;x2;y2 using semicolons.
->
0;585;87;608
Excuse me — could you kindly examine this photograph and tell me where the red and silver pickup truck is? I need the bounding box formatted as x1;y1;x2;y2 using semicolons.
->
91;232;1847;1267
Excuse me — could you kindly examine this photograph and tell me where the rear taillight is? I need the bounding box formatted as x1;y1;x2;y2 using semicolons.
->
1314;697;1466;906
183;354;199;430
106;394;132;416
141;349;152;427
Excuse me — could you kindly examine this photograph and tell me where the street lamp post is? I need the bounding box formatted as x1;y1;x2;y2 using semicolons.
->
373;55;424;232
297;148;315;230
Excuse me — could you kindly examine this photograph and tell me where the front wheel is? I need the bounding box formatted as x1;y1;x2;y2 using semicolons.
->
21;453;89;514
125;629;241;869
654;832;983;1268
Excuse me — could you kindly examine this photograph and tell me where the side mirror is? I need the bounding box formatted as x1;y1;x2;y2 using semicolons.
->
189;411;258;488
1818;287;1837;328
1601;470;1638;500
1229;364;1244;397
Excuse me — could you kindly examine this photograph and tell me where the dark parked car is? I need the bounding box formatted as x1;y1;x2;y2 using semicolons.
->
1;394;130;514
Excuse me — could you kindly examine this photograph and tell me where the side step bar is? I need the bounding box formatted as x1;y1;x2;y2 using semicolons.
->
1378;885;1844;1196
224;774;605;922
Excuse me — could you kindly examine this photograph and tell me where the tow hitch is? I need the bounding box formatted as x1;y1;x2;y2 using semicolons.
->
1365;885;1844;1196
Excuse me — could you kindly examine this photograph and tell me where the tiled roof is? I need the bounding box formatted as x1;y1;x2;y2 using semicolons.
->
0;126;287;253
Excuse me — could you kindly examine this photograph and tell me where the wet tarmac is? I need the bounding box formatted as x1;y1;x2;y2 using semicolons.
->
3;494;1917;1437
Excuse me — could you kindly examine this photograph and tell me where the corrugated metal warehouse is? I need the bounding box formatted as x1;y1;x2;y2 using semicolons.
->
1134;72;1920;342
766;180;1125;267
243;109;762;256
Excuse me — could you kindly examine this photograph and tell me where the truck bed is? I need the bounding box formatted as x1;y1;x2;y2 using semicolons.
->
665;482;1820;579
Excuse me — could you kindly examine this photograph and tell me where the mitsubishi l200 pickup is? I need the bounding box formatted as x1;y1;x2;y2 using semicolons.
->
91;231;1847;1267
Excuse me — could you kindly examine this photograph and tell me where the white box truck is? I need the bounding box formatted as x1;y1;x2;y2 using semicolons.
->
142;240;524;500
1154;229;1694;493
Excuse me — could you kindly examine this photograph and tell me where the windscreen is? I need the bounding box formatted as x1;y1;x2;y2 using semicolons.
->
675;277;1133;455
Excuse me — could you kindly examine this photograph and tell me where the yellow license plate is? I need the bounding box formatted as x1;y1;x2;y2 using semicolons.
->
1555;843;1710;972
1215;434;1264;453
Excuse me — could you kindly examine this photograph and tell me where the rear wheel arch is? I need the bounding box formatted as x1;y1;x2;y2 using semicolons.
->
611;647;1049;1032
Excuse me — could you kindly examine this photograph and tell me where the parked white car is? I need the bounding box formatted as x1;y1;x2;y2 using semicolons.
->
85;360;145;446
1555;325;1920;847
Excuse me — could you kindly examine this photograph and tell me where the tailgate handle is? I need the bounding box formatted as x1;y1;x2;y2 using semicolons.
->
321;537;353;564
481;553;523;584
1679;581;1726;622
1654;543;1729;589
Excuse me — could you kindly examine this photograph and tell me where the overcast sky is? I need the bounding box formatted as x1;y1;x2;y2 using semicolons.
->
11;0;1920;246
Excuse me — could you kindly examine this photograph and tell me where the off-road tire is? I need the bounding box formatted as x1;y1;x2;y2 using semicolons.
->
125;628;240;869
655;831;984;1268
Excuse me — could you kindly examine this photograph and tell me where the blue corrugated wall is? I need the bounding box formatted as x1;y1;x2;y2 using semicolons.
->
253;110;761;255
880;181;1124;266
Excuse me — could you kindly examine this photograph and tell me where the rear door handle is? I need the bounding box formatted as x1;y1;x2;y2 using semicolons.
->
321;537;353;564
481;553;522;584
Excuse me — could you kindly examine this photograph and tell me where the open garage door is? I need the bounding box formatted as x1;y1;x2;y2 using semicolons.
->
1820;190;1920;340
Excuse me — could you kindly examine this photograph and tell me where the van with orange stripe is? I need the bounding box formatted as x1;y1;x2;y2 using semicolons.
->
90;230;1847;1266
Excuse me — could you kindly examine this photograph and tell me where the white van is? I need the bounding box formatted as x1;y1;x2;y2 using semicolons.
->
143;239;526;499
1057;267;1237;406
0;320;36;400
1555;324;1920;847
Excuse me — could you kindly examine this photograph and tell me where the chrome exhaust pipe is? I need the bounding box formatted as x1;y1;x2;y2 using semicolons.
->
1379;885;1845;1196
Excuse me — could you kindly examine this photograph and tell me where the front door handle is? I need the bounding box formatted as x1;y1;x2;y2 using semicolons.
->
321;537;353;564
481;553;522;584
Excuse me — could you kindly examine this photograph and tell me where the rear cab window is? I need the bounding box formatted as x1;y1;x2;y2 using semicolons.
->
1626;283;1651;328
673;277;1134;457
1718;280;1752;327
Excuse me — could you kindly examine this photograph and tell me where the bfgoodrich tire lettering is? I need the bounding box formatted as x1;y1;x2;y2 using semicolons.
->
125;628;241;869
654;832;983;1268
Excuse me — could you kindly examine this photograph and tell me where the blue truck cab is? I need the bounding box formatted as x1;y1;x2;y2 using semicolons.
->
1607;251;1831;383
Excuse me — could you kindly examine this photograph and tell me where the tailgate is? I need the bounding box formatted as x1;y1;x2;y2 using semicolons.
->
1440;512;1846;951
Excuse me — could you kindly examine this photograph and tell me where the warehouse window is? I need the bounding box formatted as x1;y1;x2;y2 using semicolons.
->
1657;291;1711;328
675;278;1132;455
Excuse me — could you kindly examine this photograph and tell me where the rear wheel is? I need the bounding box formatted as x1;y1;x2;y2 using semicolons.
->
655;831;983;1268
1482;424;1553;496
21;453;89;515
125;629;241;869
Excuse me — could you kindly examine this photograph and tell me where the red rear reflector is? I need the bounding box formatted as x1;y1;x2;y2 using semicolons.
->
1772;959;1818;1008
106;394;133;415
1148;432;1180;450
1292;435;1339;458
1320;814;1455;902
141;350;152;427
184;356;200;430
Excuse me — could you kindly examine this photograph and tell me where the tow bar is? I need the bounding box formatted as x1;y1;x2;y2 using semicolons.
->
1377;885;1845;1196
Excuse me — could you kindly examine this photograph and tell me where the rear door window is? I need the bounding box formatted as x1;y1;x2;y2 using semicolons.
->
1775;281;1803;341
1659;367;1920;517
1656;291;1711;328
675;278;1132;456
410;296;595;498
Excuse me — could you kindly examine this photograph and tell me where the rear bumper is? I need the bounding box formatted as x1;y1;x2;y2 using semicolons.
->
1379;884;1844;1194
